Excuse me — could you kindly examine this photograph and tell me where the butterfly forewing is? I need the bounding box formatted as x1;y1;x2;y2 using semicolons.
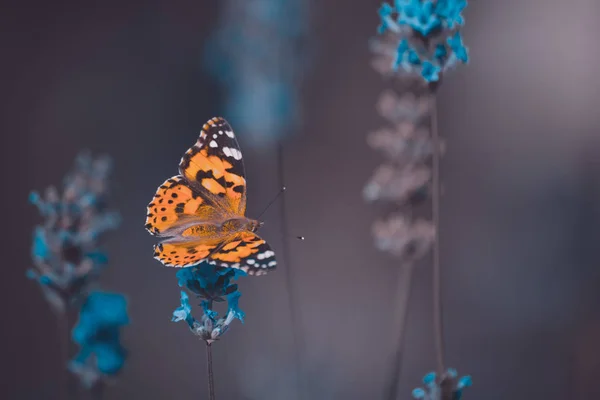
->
178;117;247;216
145;176;223;236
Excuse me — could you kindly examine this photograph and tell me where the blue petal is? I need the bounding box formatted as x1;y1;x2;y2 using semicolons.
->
412;388;426;399
421;61;441;82
447;32;469;63
423;371;436;385
226;291;245;323
32;228;50;259
458;375;473;388
28;191;41;205
94;343;126;375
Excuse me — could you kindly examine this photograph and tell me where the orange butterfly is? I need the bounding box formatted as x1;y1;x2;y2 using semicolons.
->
145;117;276;276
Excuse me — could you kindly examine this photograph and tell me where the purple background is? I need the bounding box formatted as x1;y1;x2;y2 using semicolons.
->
3;0;600;399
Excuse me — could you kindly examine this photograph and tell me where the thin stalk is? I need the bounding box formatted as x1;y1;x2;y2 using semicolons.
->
385;264;415;400
90;382;105;400
58;310;70;400
277;143;304;398
206;343;215;400
431;97;446;374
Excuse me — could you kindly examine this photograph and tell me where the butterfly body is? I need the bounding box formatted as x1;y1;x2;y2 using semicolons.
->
145;117;276;276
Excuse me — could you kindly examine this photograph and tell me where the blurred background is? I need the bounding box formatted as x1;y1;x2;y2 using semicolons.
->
2;0;600;399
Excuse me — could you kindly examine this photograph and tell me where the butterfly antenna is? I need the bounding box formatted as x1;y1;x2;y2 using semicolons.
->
257;186;286;220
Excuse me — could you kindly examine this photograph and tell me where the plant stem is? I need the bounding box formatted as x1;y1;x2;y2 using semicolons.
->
385;264;415;400
90;382;105;400
277;143;304;399
58;310;70;400
431;97;446;374
206;343;215;400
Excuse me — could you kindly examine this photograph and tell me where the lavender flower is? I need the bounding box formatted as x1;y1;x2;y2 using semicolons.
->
172;263;246;344
206;0;308;145
367;2;472;398
412;369;472;400
364;89;436;259
373;0;469;82
27;152;120;312
69;291;129;388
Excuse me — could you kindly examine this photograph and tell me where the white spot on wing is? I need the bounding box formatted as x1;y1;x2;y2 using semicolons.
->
268;261;276;267
263;250;275;258
210;140;218;148
225;130;234;138
223;147;232;157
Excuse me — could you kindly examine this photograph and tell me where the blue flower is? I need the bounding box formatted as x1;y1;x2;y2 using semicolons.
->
172;291;193;324
458;375;472;389
447;31;469;63
373;0;469;83
394;39;422;71
421;61;441;82
173;262;246;343
412;369;472;400
378;3;395;34
436;0;467;28
434;44;447;63
28;152;120;312
70;291;129;386
397;0;441;36
206;0;308;145
423;371;436;385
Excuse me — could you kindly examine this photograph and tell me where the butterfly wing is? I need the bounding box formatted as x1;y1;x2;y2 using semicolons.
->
179;117;247;216
145;175;225;236
152;236;229;268
207;232;277;276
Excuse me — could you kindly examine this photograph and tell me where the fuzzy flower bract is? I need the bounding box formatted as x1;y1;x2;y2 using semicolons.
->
172;263;246;344
69;291;129;388
27;152;120;312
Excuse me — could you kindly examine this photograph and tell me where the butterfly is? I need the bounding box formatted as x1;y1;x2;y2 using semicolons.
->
145;117;276;276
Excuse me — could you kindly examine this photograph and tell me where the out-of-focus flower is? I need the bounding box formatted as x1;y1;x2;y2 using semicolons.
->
412;369;472;399
70;291;129;388
364;164;431;204
365;85;435;260
372;214;435;262
373;0;469;82
27;153;120;312
206;0;308;145
172;263;246;344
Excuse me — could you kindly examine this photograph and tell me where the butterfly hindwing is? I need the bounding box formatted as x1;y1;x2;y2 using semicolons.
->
153;237;226;268
207;232;277;276
179;117;247;215
145;175;224;236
